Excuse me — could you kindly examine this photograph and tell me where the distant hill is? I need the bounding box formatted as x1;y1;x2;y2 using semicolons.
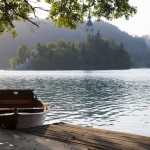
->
0;19;150;69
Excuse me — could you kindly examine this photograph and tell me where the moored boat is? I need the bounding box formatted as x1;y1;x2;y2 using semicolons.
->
0;89;49;129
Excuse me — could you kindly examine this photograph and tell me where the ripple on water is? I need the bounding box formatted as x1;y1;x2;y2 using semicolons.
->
0;70;150;136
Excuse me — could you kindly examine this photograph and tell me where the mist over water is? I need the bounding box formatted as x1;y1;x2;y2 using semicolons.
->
0;69;150;137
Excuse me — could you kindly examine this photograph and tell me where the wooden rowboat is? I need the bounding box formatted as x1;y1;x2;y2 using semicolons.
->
0;89;49;129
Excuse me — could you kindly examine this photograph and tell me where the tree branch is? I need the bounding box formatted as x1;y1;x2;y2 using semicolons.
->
12;8;39;27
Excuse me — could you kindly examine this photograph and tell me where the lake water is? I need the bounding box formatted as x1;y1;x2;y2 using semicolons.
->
0;69;150;137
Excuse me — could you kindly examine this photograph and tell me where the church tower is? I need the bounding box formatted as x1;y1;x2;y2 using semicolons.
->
86;11;94;38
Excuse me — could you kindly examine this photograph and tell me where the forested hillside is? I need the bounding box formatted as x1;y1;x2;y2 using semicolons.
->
9;32;131;70
0;20;150;68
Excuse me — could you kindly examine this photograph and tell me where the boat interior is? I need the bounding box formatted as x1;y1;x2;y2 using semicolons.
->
0;90;48;114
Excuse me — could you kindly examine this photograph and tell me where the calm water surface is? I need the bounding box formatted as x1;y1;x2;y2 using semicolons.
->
0;69;150;137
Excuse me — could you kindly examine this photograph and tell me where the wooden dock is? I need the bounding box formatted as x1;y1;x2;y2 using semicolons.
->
20;122;150;150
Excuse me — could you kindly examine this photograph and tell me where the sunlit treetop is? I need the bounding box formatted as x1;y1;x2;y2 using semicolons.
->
0;0;137;37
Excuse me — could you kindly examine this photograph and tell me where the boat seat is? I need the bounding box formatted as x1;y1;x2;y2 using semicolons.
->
0;108;14;114
0;99;38;108
0;107;44;113
17;107;44;113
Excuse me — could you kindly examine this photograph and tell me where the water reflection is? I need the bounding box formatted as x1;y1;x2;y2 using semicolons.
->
0;69;150;136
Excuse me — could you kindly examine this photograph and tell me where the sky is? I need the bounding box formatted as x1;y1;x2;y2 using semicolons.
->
109;0;150;37
35;0;150;37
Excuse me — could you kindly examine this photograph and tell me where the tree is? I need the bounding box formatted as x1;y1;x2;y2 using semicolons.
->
9;45;31;68
17;45;31;63
36;42;48;56
1;0;137;37
9;58;17;69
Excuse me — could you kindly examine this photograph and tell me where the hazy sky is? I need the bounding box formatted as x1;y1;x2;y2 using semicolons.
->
109;0;150;36
36;0;149;37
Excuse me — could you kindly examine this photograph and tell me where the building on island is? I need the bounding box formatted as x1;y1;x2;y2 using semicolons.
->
85;11;94;38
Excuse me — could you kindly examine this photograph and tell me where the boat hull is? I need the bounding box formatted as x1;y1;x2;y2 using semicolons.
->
0;111;48;129
0;114;15;129
0;89;49;129
17;111;48;129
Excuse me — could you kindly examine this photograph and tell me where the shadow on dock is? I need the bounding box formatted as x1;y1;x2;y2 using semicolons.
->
20;122;150;150
0;127;85;150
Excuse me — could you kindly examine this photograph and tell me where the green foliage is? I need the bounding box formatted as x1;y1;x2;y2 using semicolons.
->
17;45;31;63
9;45;31;69
0;0;137;36
25;34;131;70
0;0;34;37
9;58;17;69
130;50;150;68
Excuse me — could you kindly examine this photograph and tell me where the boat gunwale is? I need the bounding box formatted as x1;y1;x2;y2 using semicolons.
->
0;106;49;115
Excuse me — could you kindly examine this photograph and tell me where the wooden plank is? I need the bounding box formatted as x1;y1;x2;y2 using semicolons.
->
29;129;139;150
36;123;150;145
61;124;150;146
57;123;150;142
0;99;33;104
0;108;14;110
21;123;150;150
29;125;150;150
27;123;150;149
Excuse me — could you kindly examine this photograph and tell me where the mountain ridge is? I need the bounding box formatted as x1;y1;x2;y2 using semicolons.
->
0;19;149;68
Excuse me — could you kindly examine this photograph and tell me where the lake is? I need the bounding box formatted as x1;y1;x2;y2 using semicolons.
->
0;69;150;137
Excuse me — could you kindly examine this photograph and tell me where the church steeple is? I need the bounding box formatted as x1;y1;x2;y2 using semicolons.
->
86;10;94;37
